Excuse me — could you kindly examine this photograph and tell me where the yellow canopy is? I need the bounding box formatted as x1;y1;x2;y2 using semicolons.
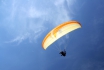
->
42;21;81;50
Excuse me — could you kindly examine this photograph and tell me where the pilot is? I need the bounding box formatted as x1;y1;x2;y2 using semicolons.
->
59;50;66;56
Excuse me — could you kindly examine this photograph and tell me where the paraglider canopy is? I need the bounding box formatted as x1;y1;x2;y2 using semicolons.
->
42;21;81;50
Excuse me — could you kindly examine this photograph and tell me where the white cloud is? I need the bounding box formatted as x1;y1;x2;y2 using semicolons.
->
5;34;28;44
28;7;46;18
1;0;6;5
54;0;65;6
1;0;75;44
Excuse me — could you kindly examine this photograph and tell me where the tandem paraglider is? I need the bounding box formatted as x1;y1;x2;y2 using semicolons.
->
42;20;81;57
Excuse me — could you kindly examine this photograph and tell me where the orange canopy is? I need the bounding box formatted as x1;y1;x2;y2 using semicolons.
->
42;21;81;50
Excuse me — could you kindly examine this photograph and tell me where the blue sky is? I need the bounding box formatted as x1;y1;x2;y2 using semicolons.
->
0;0;104;70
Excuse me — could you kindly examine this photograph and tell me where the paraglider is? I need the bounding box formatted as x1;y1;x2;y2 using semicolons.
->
59;50;66;56
42;20;81;56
